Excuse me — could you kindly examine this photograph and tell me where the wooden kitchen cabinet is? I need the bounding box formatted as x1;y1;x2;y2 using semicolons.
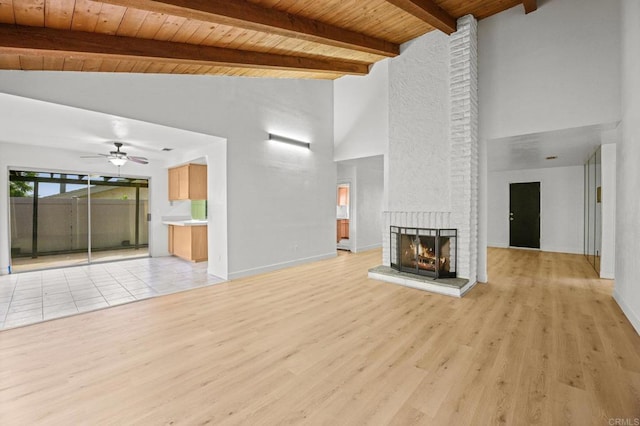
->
337;187;348;206
168;225;208;262
337;219;349;242
168;164;207;200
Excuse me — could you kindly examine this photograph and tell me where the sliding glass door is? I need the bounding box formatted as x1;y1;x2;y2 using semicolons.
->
9;170;149;273
89;178;149;263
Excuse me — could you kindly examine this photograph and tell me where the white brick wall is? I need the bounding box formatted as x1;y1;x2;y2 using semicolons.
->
449;15;479;281
384;15;479;282
388;30;451;213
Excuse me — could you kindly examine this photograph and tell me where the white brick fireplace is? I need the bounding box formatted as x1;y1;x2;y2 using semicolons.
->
380;15;479;288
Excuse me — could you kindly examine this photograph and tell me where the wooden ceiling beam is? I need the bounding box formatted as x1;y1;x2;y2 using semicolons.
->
0;24;369;76
385;0;457;35
523;0;538;14
93;0;399;58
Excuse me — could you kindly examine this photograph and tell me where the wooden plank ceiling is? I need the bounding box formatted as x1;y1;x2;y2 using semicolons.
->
0;0;536;79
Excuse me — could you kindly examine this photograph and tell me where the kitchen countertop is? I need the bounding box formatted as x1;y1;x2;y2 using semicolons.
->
162;220;208;227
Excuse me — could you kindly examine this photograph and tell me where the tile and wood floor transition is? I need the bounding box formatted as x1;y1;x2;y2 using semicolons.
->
0;248;639;424
0;256;224;330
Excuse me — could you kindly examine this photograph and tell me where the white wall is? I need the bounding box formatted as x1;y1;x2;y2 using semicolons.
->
478;0;621;140
334;61;389;162
0;72;335;280
488;166;584;254
389;31;450;212
333;59;387;255
354;157;384;252
600;143;616;279
614;0;640;334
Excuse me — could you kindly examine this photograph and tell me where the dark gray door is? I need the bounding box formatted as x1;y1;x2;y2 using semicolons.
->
509;182;540;249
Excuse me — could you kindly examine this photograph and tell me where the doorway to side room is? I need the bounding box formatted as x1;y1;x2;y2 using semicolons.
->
336;182;350;251
509;182;540;249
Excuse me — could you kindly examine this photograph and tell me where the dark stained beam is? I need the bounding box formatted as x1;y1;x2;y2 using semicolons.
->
94;0;399;58
385;0;457;35
523;0;538;14
0;24;370;76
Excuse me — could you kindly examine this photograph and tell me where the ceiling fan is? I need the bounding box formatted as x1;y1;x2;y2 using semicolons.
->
82;142;149;167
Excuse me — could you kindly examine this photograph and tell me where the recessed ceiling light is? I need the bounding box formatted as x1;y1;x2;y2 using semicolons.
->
545;155;558;160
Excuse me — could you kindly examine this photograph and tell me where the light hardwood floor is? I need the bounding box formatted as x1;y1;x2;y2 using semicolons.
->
0;248;639;424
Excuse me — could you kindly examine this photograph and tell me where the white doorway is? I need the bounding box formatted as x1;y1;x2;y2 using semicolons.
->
336;182;351;251
336;156;384;253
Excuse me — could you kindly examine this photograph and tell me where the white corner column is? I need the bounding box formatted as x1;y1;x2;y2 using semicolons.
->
450;15;479;282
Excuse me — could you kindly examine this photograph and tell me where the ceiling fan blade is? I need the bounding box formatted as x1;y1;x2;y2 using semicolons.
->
81;145;148;165
127;156;149;164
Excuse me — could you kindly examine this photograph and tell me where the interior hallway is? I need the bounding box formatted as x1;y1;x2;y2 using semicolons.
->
0;248;638;423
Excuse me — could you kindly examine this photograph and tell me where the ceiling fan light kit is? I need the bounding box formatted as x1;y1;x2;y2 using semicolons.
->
109;157;128;166
108;143;129;166
82;142;149;168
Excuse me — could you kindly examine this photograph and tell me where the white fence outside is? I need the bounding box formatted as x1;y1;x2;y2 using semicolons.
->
10;198;149;255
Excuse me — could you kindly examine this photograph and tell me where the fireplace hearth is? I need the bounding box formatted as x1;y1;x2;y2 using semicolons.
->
390;227;457;279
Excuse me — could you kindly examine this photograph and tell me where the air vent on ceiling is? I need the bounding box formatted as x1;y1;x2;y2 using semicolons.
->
162;148;174;152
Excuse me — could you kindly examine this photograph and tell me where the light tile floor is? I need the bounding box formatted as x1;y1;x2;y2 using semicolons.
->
0;257;225;330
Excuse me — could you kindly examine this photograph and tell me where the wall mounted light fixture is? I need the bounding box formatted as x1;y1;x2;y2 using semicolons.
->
268;133;310;149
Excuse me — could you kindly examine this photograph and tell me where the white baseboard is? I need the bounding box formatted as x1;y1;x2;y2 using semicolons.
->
207;266;228;281
487;242;508;248
353;243;382;253
599;269;615;280
228;252;337;280
487;243;582;255
613;290;640;336
541;246;583;255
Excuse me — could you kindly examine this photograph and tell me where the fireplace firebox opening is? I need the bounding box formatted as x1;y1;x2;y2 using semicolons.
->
390;227;457;279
